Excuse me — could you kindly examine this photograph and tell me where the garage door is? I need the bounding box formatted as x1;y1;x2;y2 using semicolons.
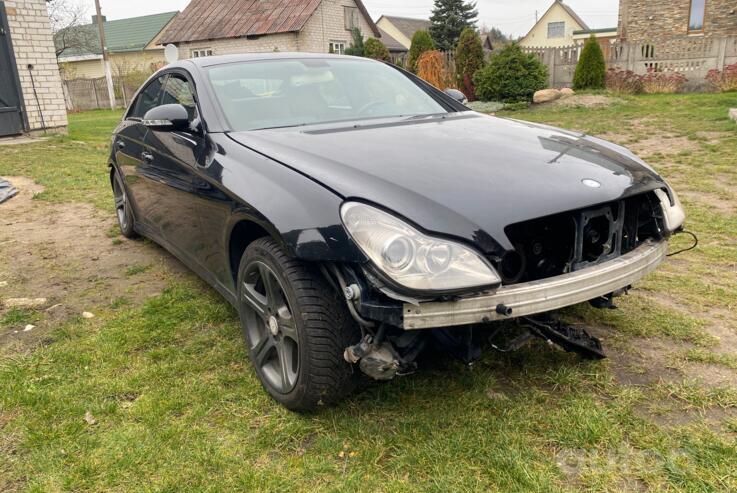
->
0;1;25;137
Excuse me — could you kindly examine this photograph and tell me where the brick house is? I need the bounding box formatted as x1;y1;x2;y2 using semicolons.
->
0;0;67;137
619;0;737;42
159;0;380;59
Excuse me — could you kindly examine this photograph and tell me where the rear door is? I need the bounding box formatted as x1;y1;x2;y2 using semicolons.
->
0;1;25;137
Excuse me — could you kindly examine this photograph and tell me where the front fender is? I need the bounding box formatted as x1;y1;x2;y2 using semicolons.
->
214;134;364;263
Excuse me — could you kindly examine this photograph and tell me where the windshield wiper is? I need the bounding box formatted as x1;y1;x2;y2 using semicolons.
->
252;123;308;131
403;113;450;121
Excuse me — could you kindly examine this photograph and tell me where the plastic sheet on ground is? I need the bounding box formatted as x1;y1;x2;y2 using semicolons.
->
0;177;19;204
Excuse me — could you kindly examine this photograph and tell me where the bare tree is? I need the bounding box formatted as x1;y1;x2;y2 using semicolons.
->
48;0;97;57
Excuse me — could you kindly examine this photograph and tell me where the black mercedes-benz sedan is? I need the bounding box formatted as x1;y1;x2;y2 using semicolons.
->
109;53;686;410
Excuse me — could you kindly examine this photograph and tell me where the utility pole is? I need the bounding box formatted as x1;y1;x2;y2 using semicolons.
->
535;10;539;23
94;0;116;110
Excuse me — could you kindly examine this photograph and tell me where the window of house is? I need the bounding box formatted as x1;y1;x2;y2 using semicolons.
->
547;21;565;39
329;41;346;55
688;0;705;32
344;6;360;30
191;49;213;58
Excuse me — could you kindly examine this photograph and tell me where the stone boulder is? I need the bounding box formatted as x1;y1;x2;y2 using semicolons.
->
533;89;562;104
730;108;737;123
560;87;575;97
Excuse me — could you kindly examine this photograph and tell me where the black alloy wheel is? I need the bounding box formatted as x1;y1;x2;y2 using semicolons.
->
237;238;360;411
241;259;300;394
111;168;136;238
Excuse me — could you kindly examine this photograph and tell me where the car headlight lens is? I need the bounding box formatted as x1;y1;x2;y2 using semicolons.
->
654;188;685;232
340;202;501;292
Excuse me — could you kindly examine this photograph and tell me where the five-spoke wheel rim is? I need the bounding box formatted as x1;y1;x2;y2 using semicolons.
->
112;172;129;231
240;261;299;394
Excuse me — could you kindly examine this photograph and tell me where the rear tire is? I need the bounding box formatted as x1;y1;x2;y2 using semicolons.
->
236;237;360;411
111;168;136;238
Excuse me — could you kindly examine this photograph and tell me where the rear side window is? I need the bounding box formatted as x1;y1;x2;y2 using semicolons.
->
161;74;197;121
130;76;166;119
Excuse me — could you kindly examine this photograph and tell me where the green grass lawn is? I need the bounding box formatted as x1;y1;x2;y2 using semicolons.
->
1;94;737;492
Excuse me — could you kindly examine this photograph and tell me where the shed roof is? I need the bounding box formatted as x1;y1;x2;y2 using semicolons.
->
160;0;380;44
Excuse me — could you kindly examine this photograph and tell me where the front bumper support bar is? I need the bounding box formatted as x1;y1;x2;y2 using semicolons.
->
404;240;668;330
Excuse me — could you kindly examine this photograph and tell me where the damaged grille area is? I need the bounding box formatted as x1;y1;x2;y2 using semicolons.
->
498;192;664;284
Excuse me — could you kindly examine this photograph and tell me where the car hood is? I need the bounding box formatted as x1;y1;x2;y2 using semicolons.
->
227;112;666;253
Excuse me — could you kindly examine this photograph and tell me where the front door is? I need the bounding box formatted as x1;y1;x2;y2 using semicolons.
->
0;1;25;137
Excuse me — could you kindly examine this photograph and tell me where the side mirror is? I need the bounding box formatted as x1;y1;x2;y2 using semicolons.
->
444;88;468;104
142;104;190;131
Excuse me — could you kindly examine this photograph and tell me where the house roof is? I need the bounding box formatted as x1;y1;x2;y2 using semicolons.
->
56;11;178;58
557;1;589;31
376;16;431;41
160;0;380;45
377;28;407;52
520;1;590;42
572;27;617;35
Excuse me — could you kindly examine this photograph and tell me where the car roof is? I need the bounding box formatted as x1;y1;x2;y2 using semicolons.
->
179;52;377;69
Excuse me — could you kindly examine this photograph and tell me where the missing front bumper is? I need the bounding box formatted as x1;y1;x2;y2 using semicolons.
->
403;240;668;330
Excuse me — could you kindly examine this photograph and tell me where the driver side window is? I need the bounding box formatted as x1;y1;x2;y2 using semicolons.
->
161;74;197;121
130;76;166;119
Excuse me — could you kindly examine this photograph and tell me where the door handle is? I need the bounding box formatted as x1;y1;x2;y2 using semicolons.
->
141;151;154;163
116;140;125;150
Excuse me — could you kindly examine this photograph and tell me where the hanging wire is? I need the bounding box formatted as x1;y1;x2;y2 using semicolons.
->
667;230;699;257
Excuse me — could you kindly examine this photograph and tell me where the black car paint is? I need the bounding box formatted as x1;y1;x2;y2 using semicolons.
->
110;53;669;306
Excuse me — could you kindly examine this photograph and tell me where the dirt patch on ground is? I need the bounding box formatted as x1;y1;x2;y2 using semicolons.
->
0;176;189;351
680;190;736;215
627;136;701;157
551;94;622;109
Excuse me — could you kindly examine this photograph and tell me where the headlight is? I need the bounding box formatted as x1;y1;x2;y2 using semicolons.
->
340;202;501;292
654;188;685;232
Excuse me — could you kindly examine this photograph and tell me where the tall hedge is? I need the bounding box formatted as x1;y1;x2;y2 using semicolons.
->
472;44;547;102
364;38;390;61
573;35;606;90
454;27;485;101
407;30;436;73
417;50;451;89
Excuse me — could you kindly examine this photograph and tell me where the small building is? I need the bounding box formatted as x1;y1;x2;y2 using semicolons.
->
375;16;431;51
0;0;67;137
618;0;737;43
572;27;618;57
56;12;179;80
377;27;408;64
519;1;590;48
159;0;380;58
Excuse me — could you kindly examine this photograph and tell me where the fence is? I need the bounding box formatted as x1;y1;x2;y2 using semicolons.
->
62;76;141;111
522;36;737;88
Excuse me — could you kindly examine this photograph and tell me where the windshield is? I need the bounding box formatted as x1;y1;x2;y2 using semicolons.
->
206;58;448;131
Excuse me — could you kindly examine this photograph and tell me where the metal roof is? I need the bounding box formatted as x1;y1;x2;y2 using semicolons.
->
160;0;380;45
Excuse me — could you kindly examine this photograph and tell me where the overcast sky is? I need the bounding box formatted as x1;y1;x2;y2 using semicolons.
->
82;0;620;38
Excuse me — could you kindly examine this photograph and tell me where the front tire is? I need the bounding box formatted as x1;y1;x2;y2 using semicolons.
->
237;238;360;411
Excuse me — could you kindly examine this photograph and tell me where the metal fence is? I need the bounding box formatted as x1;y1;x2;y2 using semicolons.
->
522;36;737;88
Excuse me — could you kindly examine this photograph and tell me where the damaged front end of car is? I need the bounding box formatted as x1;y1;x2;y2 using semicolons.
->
324;186;689;380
